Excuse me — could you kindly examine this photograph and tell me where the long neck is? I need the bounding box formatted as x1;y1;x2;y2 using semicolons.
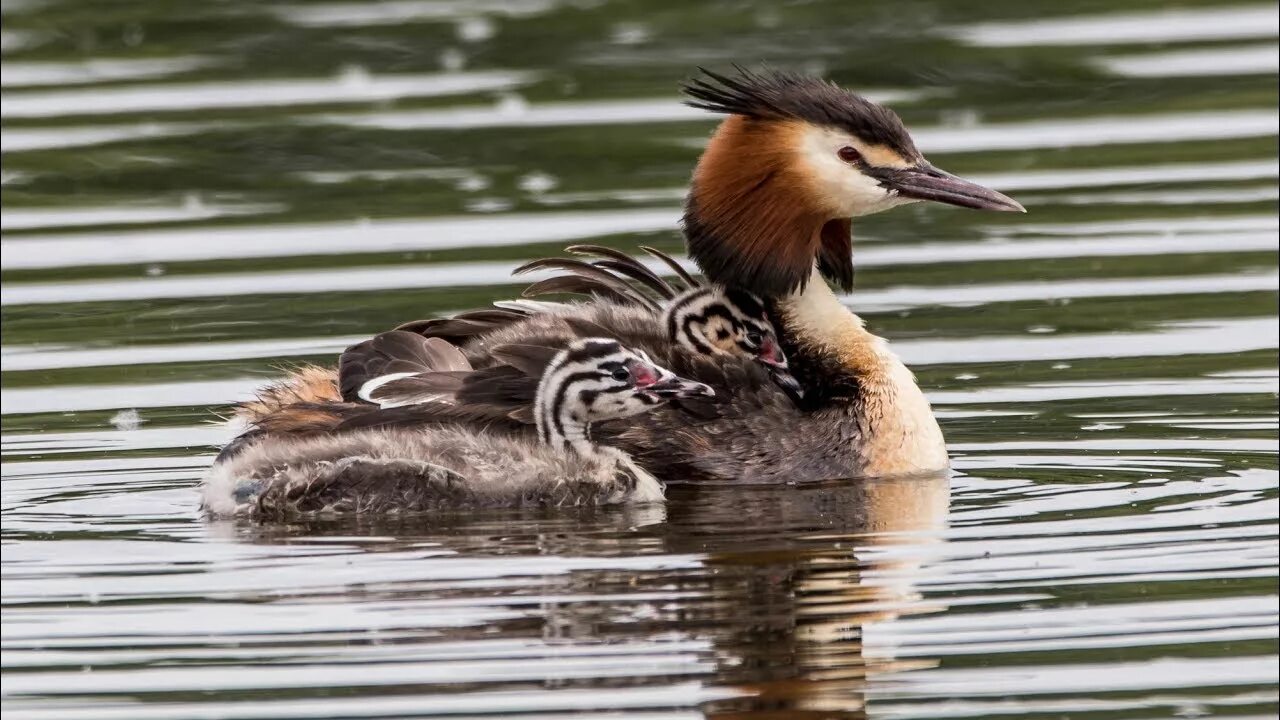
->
532;376;665;502
770;268;947;473
534;387;599;460
768;267;879;403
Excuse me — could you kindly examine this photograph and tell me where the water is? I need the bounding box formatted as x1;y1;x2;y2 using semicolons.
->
2;1;1277;717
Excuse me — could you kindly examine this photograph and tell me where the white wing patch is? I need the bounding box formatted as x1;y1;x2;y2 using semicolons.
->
358;372;420;405
493;299;571;315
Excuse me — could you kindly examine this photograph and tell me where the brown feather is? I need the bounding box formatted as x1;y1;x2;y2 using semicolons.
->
395;308;530;341
234;366;341;424
639;245;701;290
333;401;522;432
591;259;674;300
442;309;527;325
454;365;541;417
521;275;635;305
339;331;472;402
397;316;511;343
490;343;561;378
366;372;469;407
455;364;541;413
566;244;680;300
683;116;829;296
514;258;662;312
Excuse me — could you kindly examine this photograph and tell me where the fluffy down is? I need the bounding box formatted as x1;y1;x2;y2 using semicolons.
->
203;426;664;520
399;299;870;482
234;366;342;424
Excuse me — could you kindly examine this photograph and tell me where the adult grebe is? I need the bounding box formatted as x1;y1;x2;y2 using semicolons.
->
215;67;1023;486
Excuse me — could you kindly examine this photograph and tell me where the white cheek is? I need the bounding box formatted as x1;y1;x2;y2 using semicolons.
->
836;170;898;217
798;128;918;217
804;148;911;217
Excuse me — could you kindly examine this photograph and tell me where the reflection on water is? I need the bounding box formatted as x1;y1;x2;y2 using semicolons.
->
951;5;1279;46
1;0;1277;718
665;479;950;719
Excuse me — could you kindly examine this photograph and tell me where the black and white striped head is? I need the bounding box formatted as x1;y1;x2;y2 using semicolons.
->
665;286;789;371
534;338;713;448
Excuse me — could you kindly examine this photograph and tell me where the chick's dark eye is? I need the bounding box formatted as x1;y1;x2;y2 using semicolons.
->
746;331;763;346
837;146;862;164
610;367;631;382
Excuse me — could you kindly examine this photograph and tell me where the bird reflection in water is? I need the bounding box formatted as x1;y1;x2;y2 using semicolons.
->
663;475;949;719
219;472;949;719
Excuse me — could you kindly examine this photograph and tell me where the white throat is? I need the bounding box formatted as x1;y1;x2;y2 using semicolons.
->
777;267;868;351
776;267;949;475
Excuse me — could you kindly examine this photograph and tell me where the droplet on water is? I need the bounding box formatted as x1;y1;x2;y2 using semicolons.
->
110;409;142;431
457;17;495;43
439;48;465;72
518;172;558;194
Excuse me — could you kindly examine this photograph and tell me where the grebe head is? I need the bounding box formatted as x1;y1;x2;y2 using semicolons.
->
535;338;714;447
682;66;1024;296
666;286;788;371
666;285;804;401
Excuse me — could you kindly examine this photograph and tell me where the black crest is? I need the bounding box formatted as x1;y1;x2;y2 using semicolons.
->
682;65;920;159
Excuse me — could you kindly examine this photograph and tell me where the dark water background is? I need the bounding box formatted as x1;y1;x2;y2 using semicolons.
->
2;1;1278;718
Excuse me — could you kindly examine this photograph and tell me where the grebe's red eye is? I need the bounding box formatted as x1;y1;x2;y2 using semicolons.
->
837;146;862;164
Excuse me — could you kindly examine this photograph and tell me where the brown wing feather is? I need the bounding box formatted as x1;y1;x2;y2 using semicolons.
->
489;343;561;379
521;275;635;305
400;316;515;342
452;364;541;418
594;259;676;300
394;247;684;350
567;244;680;300
333;400;525;432
514;258;662;312
640;245;702;289
395;307;530;340
365;371;472;407
339;331;470;402
419;337;470;372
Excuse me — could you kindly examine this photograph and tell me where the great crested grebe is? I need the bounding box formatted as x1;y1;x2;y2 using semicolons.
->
354;67;1023;482
212;66;1023;491
203;338;712;518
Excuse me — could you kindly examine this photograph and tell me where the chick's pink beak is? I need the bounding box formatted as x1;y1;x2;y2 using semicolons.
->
759;338;787;369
